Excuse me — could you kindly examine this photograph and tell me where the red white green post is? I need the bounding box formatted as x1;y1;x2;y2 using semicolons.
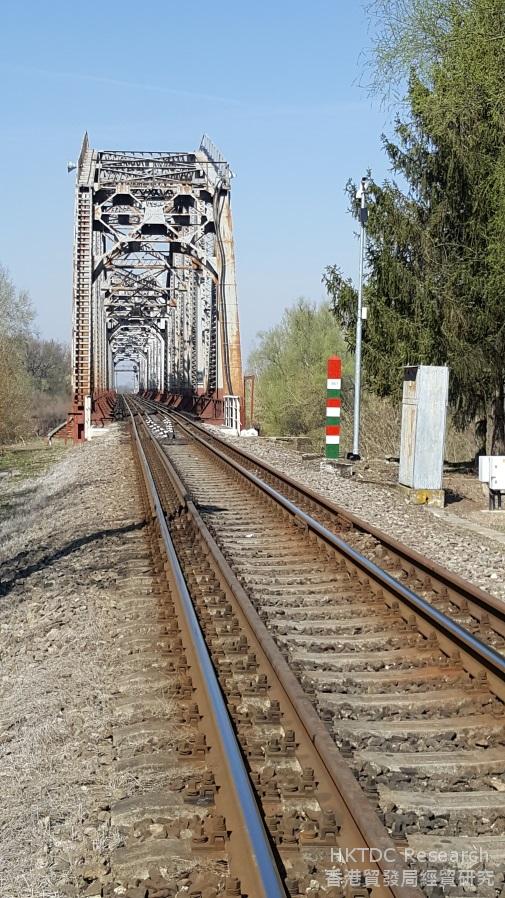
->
326;356;341;459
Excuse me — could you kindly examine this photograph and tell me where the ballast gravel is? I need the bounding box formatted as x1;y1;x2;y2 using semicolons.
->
203;427;505;603
0;428;142;897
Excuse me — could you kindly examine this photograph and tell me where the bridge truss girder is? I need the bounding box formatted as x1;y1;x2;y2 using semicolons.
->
70;133;242;439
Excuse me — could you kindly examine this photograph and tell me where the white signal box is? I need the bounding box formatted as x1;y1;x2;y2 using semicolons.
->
479;456;505;491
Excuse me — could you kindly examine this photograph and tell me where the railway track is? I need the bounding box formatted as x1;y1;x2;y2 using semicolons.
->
128;419;286;898
121;395;505;897
95;431;268;897
123;401;422;897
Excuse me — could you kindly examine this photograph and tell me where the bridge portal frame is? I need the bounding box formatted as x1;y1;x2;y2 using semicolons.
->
70;133;243;440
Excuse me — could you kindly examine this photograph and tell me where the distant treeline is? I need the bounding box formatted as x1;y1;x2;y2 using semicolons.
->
0;264;70;444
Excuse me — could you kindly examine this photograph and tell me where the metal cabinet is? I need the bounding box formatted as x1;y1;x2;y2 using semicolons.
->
399;366;449;491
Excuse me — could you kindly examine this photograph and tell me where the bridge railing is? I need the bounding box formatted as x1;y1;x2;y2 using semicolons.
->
223;395;241;435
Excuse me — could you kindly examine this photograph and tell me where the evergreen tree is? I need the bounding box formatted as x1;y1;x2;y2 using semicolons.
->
324;0;505;453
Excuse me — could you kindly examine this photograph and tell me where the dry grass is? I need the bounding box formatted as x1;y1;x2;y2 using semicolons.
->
300;390;480;463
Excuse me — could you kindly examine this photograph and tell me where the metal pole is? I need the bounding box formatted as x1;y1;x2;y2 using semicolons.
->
352;178;368;459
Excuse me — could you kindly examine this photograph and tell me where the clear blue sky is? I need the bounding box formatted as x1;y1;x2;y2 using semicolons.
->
0;0;393;361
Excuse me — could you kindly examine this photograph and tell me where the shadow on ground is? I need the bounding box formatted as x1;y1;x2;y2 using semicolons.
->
0;520;146;600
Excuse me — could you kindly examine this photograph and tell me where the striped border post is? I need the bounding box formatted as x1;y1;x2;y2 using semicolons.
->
326;356;341;459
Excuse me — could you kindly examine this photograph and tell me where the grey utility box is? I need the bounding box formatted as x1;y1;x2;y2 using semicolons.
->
399;365;449;503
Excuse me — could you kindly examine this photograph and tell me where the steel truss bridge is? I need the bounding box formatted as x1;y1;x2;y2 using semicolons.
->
70;133;243;440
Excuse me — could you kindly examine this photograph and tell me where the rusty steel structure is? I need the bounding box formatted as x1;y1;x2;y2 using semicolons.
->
70;133;242;440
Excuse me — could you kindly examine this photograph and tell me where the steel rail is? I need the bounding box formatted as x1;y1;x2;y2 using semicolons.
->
154;407;505;687
129;408;287;898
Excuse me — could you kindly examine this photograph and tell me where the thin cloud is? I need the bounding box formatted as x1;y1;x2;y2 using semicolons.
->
6;64;245;107
5;63;368;117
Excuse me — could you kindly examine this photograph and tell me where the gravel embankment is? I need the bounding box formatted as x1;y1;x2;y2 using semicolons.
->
0;428;139;897
204;427;505;602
